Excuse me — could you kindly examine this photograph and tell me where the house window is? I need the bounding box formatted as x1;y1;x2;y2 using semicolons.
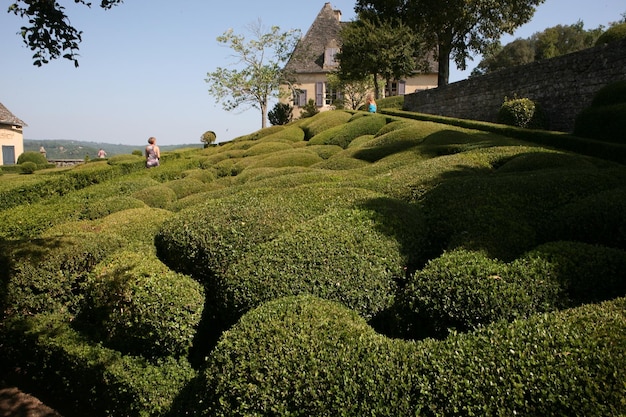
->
325;82;339;105
324;47;339;68
385;80;407;96
294;89;307;107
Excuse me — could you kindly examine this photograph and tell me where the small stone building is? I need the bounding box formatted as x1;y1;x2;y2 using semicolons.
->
282;2;438;117
0;102;26;166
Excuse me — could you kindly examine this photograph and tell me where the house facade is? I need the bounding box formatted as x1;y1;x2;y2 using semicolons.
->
282;2;438;117
0;102;26;166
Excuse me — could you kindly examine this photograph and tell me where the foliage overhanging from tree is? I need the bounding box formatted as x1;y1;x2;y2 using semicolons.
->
8;0;123;67
205;21;300;130
336;17;420;99
355;0;546;86
471;21;606;77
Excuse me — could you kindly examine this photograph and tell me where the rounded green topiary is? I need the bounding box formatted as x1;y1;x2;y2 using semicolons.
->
590;80;626;107
17;151;48;166
574;81;626;143
77;251;204;358
131;184;177;208
20;161;37;174
395;249;563;339
497;97;547;129
595;22;626;45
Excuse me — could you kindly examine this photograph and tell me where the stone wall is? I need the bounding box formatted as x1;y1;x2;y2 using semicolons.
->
403;38;626;132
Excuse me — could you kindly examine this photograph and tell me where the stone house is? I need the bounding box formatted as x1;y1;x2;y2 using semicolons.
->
282;2;438;117
0;102;26;166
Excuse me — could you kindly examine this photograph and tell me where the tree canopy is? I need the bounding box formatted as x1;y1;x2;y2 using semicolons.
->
336;18;418;99
205;22;300;130
355;0;545;86
471;21;605;76
8;0;123;67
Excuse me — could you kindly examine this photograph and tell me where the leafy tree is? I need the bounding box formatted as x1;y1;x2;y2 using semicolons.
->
268;103;293;126
201;131;217;147
336;17;418;99
472;21;605;76
299;99;319;119
8;0;123;67
355;0;545;86
471;39;535;76
533;21;604;60
205;21;300;130
326;72;374;110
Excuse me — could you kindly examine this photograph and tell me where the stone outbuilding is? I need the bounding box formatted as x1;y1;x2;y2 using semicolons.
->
0;102;26;166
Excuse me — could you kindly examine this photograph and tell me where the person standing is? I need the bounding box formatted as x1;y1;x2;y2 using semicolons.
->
145;137;160;168
97;148;107;158
366;94;377;113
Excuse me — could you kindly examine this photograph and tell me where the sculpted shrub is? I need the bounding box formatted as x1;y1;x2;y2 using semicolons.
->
497;97;547;129
396;249;563;339
77;251;204;358
0;234;124;317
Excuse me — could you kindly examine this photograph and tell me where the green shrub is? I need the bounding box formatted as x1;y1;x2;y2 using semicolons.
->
590;80;626;107
524;241;626;304
574;81;626;143
178;295;626;417
76;196;147;220
1;312;196;417
259;125;305;143
322;114;389;149
311;154;371;170
420;167;626;261
299;110;353;140
217;206;405;322
497;97;547;129
495;150;599;173
155;186;383;281
182;296;411;417
574;102;626;143
163;177;208;199
0;234;125;317
376;94;404;110
306;144;343;159
17;151;48;166
76;251;204;358
242;141;294;157
547;186;626;250
132;184;178;208
423;297;626;416
19;161;38;174
395;249;563;339
244;149;322;169
43;207;172;251
212;158;242;177
595;22;626;45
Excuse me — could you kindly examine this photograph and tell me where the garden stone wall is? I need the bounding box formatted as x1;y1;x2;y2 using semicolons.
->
403;38;626;132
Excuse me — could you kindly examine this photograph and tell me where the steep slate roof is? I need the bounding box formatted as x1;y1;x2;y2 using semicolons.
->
285;2;344;74
284;2;438;76
0;102;27;127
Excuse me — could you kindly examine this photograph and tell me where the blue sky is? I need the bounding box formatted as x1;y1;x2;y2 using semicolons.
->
1;1;623;146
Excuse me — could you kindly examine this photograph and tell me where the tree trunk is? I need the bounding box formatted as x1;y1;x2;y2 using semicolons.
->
261;101;267;129
437;43;451;87
372;73;380;100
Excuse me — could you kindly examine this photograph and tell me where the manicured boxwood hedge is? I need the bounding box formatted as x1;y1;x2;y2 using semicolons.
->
176;295;626;417
0;234;125;317
307;113;390;148
2;108;626;416
75;251;204;358
1;312;196;417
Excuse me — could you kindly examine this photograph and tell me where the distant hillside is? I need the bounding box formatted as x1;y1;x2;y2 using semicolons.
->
24;139;202;159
